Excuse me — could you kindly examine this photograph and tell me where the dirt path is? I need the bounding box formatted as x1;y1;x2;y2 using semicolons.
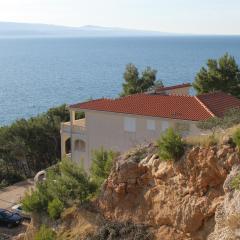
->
0;179;34;209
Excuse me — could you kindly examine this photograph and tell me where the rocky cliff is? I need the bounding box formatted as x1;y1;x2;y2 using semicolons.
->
98;140;240;240
21;137;240;240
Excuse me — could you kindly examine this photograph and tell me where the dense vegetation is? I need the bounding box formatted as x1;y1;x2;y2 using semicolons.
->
193;53;240;98
22;148;115;218
121;63;163;96
197;108;240;132
22;158;97;217
0;105;71;188
157;128;185;162
47;198;64;220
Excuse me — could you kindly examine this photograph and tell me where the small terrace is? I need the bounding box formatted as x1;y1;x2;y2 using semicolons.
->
61;118;86;134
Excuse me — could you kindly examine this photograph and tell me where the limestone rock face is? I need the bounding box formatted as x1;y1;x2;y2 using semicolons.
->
98;143;240;240
208;165;240;240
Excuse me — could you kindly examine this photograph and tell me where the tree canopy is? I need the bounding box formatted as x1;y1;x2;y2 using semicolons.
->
0;105;81;188
193;53;240;98
121;63;163;96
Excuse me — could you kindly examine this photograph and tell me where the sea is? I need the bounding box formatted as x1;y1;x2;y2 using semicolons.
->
0;36;240;126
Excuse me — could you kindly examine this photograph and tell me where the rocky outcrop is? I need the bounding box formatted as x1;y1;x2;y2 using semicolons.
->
208;164;240;240
98;142;240;239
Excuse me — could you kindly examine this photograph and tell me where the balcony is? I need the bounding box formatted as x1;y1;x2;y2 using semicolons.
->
61;118;86;135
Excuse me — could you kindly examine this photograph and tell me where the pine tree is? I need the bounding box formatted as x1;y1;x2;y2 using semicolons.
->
193;53;240;98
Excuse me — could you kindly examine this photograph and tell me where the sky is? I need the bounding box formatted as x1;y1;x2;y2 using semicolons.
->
0;0;239;35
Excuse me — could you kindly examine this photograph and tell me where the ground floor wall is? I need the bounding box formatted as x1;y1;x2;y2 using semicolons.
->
61;111;202;171
79;111;202;170
61;131;91;171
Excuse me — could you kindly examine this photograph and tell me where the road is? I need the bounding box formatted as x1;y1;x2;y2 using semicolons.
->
0;179;34;239
0;179;34;209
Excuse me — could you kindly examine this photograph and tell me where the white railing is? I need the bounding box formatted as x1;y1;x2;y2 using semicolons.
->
72;124;86;133
61;119;86;135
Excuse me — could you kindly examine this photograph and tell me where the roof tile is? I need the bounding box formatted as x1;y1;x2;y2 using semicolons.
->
70;91;240;121
197;92;240;117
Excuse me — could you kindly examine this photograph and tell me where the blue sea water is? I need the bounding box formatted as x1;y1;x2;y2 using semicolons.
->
0;36;240;126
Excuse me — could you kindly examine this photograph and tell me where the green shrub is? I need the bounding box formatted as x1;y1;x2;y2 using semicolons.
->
90;148;117;188
157;128;185;162
233;128;240;148
231;173;240;190
22;183;50;213
35;225;56;240
51;158;97;204
22;158;97;215
48;198;64;219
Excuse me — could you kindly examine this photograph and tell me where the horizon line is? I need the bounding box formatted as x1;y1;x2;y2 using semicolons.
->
0;21;240;36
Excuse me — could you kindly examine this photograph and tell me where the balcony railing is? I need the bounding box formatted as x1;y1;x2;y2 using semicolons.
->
61;119;86;135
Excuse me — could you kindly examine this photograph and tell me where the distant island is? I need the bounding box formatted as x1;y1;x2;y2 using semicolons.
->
0;22;182;38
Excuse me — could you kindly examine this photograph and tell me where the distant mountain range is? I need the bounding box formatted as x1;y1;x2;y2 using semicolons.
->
0;22;180;38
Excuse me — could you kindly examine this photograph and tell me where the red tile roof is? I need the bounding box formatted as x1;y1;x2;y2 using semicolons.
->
196;92;240;117
156;83;191;91
70;91;240;121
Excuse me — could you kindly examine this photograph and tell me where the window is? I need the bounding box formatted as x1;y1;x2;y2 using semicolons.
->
124;117;136;132
161;120;169;132
147;119;156;131
65;138;71;154
74;139;86;152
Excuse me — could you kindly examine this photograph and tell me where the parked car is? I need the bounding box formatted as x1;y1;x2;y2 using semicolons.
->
0;208;23;228
11;204;31;220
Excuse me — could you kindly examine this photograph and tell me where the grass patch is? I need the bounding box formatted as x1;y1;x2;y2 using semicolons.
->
185;134;219;147
230;173;240;190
